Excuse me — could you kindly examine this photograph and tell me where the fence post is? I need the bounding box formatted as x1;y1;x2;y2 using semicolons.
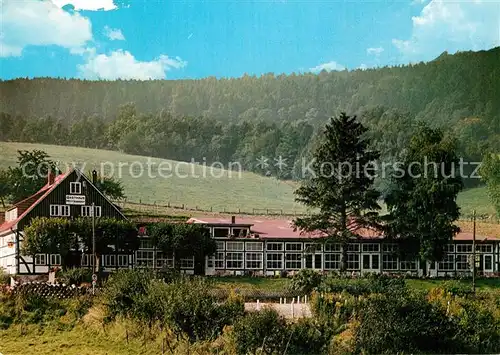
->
257;299;260;311
291;299;295;318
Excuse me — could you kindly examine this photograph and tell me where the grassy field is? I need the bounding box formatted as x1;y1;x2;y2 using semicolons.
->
211;276;500;291
0;142;496;219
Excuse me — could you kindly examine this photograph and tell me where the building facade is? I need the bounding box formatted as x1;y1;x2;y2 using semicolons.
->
0;169;127;274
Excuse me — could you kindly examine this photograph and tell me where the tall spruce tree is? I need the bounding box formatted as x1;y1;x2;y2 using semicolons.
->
384;124;463;266
293;112;381;270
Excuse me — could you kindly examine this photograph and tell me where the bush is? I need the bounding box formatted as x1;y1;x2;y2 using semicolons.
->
101;269;156;320
354;292;460;354
233;308;289;355
317;273;406;296
57;268;92;285
286;318;333;355
0;268;10;285
289;269;324;294
440;280;473;296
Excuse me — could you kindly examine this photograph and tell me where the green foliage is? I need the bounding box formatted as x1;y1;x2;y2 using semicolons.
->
0;169;11;207
286;318;333;355
7;149;57;203
232;308;288;355
22;217;76;270
56;268;92;285
293;113;381;270
316;273;407;296
101;268;156;320
384;124;463;262
289;269;324;294
149;222;216;273
480;153;500;217
89;170;126;200
0;267;10;285
354;292;459;354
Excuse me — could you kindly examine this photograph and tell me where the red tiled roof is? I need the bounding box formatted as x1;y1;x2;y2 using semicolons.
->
187;217;383;240
187;217;497;241
0;170;72;234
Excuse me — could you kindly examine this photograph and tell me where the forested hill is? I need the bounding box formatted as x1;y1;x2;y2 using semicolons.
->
0;48;498;186
1;47;499;128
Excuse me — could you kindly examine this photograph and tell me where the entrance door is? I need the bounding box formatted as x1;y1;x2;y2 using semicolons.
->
362;254;380;273
483;255;493;273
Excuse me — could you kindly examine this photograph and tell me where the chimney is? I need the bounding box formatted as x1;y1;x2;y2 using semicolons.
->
92;170;98;184
47;171;55;185
231;216;235;224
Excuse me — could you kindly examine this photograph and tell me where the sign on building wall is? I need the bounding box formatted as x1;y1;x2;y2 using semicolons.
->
66;195;86;205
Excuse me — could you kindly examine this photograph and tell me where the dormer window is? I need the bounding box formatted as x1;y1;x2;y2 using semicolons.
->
70;182;81;194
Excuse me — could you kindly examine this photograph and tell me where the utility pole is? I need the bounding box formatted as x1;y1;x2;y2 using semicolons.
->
472;209;476;293
92;202;96;295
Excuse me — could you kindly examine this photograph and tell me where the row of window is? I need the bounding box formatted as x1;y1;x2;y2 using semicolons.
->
49;205;102;217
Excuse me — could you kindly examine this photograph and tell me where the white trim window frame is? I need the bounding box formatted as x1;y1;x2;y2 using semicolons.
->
245;252;263;269
225;252;244;269
266;253;283;269
70;182;82;194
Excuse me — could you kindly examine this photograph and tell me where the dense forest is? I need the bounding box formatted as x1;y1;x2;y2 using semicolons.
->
0;47;498;187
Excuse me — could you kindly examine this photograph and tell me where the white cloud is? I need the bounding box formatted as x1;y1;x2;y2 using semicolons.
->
50;0;117;11
309;61;345;73
104;26;125;41
0;0;92;57
393;0;500;61
77;50;187;80
367;47;384;56
358;64;368;70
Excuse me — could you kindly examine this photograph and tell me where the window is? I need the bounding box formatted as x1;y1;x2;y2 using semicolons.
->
444;244;455;253
50;254;61;265
362;243;380;252
324;253;341;270
104;255;116;267
285;253;302;269
476;244;493;253
226;252;243;269
215;252;225;268
246;253;263;269
346;244;360;252
324;243;341;252
266;243;283;251
118;255;129;267
81;205;101;217
180;257;194;269
456;244;473;253
304;243;322;252
246;242;263;251
232;228;248;237
50;204;70;217
207;256;214;268
214;228;230;238
226;241;244;251
34;254;46;265
438;255;454;271
285;243;302;252
216;241;225;250
383;243;397;253
455;254;469;270
382;254;398;270
346;254;359;270
266;253;283;269
136;250;154;267
81;254;90;266
155;252;173;269
70;182;82;194
484;255;493;271
139;238;154;249
400;260;417;270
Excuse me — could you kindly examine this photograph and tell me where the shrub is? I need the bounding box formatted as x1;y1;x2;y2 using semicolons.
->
57;268;92;285
440;280;473;296
309;291;360;325
0;268;10;285
101;269;156;320
286;318;333;355
289;269;324;294
354;292;459;354
317;273;406;296
232;308;288;355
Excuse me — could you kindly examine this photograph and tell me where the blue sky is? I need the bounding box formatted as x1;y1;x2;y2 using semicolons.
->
1;0;499;80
